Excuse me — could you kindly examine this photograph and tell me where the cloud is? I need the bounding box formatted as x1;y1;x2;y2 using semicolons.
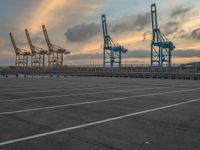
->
65;49;200;61
68;50;150;59
68;53;102;60
174;50;200;57
22;0;106;35
164;21;180;35
125;50;149;58
3;0;107;55
170;6;194;18
174;29;189;39
174;27;200;40
23;0;73;34
110;20;134;34
65;23;101;42
65;12;151;44
111;12;150;33
134;12;151;31
142;31;151;41
31;36;46;45
191;28;200;39
0;37;5;46
161;5;195;38
1;0;200;66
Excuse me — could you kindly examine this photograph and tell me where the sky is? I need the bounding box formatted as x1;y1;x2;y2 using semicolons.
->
0;0;200;66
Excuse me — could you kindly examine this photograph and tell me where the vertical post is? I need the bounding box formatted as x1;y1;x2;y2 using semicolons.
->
31;55;33;67
103;48;105;67
110;50;114;68
26;55;28;67
48;53;50;67
195;63;197;74
43;54;45;67
119;51;122;68
15;55;17;66
159;46;162;68
61;53;63;66
169;49;172;67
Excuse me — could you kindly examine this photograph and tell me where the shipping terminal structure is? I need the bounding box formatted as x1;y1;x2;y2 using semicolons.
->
102;14;128;67
42;25;70;67
1;2;200;149
150;3;175;67
9;32;31;67
9;4;174;69
25;29;47;67
5;3;200;80
10;25;70;68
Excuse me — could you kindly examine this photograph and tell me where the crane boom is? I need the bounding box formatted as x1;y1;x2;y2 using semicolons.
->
9;32;18;55
25;29;34;53
42;25;51;52
151;4;159;43
102;15;108;43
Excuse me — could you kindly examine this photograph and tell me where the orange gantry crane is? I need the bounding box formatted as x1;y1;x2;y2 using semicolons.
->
42;25;70;67
9;32;31;67
25;29;47;67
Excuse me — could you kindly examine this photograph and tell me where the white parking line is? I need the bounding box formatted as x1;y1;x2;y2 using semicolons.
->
0;87;199;115
0;87;166;103
0;97;199;146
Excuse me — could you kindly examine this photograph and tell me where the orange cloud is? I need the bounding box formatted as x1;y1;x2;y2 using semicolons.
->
75;32;150;54
116;33;150;50
174;38;200;50
0;37;5;46
80;42;102;54
23;0;73;35
182;15;200;30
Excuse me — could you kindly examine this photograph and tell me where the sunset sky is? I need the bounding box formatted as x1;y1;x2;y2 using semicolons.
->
0;0;200;66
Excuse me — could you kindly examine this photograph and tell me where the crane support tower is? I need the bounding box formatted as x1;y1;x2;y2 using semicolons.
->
151;3;175;67
42;25;70;67
102;14;128;67
9;32;31;67
25;29;47;67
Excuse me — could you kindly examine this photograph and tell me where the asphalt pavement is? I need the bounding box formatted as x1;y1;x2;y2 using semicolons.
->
0;77;199;150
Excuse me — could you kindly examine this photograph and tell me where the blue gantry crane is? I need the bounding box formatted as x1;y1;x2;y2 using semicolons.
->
151;3;175;67
101;14;128;67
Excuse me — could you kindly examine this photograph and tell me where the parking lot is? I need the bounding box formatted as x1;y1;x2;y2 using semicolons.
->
0;77;200;150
